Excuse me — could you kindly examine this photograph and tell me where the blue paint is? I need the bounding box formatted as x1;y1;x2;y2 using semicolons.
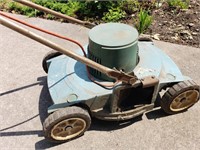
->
47;42;187;113
135;42;185;84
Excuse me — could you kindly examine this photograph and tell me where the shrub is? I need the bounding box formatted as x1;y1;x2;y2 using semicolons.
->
76;1;120;20
2;0;154;33
33;0;81;18
167;0;190;9
8;1;35;16
102;7;126;22
121;0;140;14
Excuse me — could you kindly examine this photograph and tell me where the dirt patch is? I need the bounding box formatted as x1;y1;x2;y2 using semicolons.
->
146;0;200;48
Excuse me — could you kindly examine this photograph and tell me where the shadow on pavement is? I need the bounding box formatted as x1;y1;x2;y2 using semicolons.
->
35;139;60;149
144;94;169;120
0;130;43;137
0;76;58;149
89;116;142;131
145;108;169;120
0;114;39;132
0;75;169;149
0;76;45;96
38;77;53;124
0;77;48;132
0;76;47;134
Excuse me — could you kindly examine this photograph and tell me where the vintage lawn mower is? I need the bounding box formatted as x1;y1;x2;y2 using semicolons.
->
0;0;199;143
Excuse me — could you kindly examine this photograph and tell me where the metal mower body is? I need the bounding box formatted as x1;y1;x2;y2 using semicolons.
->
47;40;189;120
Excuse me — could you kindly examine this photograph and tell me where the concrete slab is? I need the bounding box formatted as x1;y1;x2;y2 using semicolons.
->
0;13;200;150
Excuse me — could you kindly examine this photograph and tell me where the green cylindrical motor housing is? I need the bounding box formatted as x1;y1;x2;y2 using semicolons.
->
88;23;139;81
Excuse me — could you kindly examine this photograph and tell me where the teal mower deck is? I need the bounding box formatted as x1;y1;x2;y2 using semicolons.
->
38;23;200;142
0;0;199;144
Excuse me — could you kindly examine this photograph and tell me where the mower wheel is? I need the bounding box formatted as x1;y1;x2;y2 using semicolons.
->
161;80;199;114
43;106;91;143
42;50;62;73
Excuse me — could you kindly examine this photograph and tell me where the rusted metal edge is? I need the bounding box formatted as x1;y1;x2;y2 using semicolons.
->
141;76;159;88
91;103;154;121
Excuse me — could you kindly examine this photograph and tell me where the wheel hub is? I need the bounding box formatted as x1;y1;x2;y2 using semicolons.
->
170;90;199;112
65;125;73;131
51;118;86;141
180;97;187;103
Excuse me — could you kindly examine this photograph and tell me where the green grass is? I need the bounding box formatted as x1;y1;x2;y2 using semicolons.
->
136;9;153;34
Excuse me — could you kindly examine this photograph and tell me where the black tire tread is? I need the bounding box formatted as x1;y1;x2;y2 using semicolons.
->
161;80;200;114
42;50;62;73
43;106;91;143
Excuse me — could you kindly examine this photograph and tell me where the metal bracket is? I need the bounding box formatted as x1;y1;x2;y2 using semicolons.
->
141;76;159;88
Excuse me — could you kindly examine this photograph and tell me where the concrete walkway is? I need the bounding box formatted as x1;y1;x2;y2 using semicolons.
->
0;13;200;150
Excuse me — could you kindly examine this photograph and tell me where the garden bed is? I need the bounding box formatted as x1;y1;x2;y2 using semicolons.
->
146;0;200;48
0;0;199;48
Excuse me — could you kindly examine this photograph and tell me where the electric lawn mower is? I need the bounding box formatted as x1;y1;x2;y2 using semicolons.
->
0;0;199;143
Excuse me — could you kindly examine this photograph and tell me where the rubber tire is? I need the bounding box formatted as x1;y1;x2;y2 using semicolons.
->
43;106;91;143
42;50;62;73
161;80;200;115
